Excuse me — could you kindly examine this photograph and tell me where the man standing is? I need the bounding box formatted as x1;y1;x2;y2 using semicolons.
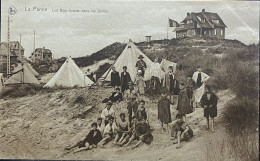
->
135;55;147;77
110;66;120;88
121;66;132;93
192;66;210;108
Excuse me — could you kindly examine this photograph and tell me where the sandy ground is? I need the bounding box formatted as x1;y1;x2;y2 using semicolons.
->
0;86;235;161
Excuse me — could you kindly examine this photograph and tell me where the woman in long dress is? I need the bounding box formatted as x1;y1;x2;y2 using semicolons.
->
158;89;172;133
177;83;193;121
134;70;146;96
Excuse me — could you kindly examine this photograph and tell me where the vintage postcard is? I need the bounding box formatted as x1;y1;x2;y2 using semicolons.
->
0;0;259;161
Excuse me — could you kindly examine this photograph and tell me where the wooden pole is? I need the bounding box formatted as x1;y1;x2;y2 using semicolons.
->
7;16;11;76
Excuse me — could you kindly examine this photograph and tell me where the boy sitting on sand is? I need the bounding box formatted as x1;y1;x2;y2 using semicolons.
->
65;122;103;153
171;113;193;149
98;116;117;146
124;120;153;149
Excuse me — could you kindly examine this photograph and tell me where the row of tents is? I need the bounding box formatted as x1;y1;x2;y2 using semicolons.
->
3;40;177;88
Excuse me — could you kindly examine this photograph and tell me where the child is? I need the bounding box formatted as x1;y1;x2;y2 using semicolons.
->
118;116;137;146
200;85;218;132
176;83;193;122
157;89;172;133
65;122;103;153
134;70;146;96
98;116;117;146
97;117;105;135
136;100;148;122
109;87;123;103
124;121;153;149
101;101;115;125
171;114;193;149
127;96;138;127
186;75;196;109
114;113;129;144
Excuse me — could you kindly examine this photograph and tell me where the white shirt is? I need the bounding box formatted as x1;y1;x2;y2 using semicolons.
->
97;124;105;134
103;122;117;135
192;71;210;83
101;108;115;119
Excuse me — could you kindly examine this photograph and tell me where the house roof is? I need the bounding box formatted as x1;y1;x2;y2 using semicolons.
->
1;41;25;50
34;48;52;54
175;10;227;31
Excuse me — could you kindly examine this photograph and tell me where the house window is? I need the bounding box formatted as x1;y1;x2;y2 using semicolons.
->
214;29;217;35
221;29;223;36
212;19;219;24
187;20;192;24
201;18;205;23
177;33;180;36
204;30;207;35
180;24;185;28
193;30;196;35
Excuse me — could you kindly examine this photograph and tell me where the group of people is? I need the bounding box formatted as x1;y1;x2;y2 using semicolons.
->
65;56;219;152
110;55;147;97
65;99;153;153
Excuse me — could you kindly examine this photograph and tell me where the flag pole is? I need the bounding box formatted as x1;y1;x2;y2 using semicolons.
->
167;17;169;40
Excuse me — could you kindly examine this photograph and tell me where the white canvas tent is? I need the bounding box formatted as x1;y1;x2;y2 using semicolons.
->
100;40;164;82
160;58;177;73
44;57;94;88
12;63;39;76
5;64;40;85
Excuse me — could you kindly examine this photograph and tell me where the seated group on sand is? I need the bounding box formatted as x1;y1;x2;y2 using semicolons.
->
65;63;218;152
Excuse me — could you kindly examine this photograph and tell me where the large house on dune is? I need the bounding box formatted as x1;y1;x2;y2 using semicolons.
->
173;9;227;39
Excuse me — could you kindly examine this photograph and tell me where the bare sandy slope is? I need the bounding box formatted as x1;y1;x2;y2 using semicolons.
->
0;87;235;161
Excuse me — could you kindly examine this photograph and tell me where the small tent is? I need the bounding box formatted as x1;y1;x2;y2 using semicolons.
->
25;63;39;76
100;40;164;82
44;57;94;88
5;64;40;85
12;63;39;76
160;58;177;73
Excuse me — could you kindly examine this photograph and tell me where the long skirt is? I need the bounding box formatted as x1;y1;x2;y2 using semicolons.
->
193;83;205;103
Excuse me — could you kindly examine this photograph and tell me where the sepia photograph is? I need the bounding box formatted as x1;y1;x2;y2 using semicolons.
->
0;0;259;161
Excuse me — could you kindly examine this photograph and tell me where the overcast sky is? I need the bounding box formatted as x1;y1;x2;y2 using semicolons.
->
1;0;259;58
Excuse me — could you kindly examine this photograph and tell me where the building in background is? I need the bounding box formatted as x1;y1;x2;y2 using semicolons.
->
0;41;25;61
173;9;227;39
30;47;52;63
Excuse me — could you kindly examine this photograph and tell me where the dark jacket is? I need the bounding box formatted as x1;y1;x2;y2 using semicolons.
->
121;72;132;92
111;71;121;87
109;92;123;103
200;92;218;108
83;129;103;145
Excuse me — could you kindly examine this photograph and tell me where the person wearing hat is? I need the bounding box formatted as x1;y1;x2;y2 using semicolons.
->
101;101;116;126
134;70;146;96
121;66;132;93
135;55;147;77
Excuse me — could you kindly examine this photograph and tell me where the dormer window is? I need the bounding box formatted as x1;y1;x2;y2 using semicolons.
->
212;19;219;24
180;24;185;28
201;18;205;23
187;20;193;24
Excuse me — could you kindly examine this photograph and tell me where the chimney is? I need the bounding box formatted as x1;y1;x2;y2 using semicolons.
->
43;46;45;49
202;9;205;13
145;36;151;43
